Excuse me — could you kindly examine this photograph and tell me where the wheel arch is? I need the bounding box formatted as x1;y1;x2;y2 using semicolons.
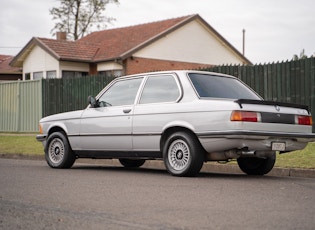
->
48;125;67;136
160;125;202;152
45;125;73;152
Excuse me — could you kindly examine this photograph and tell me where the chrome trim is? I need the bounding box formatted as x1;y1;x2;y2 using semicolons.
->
197;130;315;140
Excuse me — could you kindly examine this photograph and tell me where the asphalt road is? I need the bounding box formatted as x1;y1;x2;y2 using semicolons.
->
1;158;315;230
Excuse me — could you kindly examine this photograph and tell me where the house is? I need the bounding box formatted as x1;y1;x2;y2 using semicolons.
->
10;14;251;80
0;55;22;81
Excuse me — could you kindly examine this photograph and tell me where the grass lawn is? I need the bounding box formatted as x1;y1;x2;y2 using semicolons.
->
0;133;314;169
0;134;44;155
275;142;315;169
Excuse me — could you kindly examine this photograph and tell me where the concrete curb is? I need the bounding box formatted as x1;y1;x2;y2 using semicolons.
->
1;153;314;178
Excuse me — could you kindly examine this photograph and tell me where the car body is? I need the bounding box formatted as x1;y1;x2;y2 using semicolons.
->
37;70;315;176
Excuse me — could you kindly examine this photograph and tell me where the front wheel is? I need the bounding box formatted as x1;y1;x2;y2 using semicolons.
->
45;132;76;168
237;152;276;175
163;132;204;177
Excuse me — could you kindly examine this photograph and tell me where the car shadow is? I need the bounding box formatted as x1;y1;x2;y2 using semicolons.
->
70;162;281;180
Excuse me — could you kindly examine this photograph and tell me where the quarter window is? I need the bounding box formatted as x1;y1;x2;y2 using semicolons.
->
98;78;143;106
140;75;180;104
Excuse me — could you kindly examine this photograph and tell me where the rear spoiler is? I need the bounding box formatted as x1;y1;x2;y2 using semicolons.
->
234;99;310;114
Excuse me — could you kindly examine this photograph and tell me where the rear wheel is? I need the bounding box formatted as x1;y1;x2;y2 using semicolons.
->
119;159;146;168
163;132;204;177
237;152;276;175
45;132;76;168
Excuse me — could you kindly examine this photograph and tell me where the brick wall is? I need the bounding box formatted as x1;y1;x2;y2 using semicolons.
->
125;57;212;75
89;63;97;75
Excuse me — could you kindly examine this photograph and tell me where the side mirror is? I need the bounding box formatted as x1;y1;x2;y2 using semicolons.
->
88;96;98;108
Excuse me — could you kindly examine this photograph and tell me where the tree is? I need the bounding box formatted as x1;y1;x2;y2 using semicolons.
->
292;49;308;61
50;0;119;40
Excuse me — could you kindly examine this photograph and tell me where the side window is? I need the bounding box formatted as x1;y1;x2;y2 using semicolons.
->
140;75;180;104
98;78;143;107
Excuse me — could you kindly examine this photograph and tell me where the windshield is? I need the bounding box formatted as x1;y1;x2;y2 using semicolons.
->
188;73;261;100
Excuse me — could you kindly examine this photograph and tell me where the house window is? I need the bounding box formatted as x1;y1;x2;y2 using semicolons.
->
47;71;57;79
25;73;31;80
33;72;43;80
99;70;122;77
62;71;88;79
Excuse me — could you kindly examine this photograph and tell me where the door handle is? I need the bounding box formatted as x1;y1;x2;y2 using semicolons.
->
123;109;132;114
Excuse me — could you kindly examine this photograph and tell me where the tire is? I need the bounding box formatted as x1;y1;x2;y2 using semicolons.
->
163;132;204;177
237;152;276;175
119;159;146;168
45;132;76;168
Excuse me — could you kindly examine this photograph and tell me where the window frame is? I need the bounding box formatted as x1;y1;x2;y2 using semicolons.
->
62;70;88;79
137;74;183;105
33;71;43;80
97;77;144;107
187;73;261;100
24;73;31;80
47;70;57;79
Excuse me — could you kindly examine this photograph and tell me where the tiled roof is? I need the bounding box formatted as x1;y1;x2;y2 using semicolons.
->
10;14;251;66
11;15;196;66
32;15;195;63
77;15;195;61
0;55;21;73
37;38;99;62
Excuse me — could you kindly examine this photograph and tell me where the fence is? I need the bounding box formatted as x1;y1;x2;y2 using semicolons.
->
202;58;315;107
0;58;314;132
42;75;115;117
0;76;114;132
0;80;42;132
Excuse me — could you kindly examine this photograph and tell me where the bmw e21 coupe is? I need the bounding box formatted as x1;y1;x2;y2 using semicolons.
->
37;70;315;176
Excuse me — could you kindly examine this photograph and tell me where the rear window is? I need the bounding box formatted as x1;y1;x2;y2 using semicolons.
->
188;73;261;100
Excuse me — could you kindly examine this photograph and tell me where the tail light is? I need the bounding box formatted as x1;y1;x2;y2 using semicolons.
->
296;115;312;125
230;111;261;122
231;110;312;126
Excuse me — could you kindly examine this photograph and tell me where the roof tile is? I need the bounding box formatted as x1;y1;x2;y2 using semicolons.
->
77;15;194;61
37;38;99;62
0;55;22;73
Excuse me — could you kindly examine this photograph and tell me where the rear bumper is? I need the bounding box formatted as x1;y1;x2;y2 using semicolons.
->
197;130;315;153
197;130;315;141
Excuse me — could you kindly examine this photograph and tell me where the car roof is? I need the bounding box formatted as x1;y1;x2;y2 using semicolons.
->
117;70;237;80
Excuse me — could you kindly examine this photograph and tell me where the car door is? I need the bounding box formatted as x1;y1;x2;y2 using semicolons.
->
133;74;182;151
78;77;143;151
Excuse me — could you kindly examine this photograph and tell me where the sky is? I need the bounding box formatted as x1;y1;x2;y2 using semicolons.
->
0;0;314;64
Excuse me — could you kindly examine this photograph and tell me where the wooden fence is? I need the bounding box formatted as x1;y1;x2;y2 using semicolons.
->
42;75;115;117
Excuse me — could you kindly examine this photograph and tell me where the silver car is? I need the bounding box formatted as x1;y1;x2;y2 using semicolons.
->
37;70;315;176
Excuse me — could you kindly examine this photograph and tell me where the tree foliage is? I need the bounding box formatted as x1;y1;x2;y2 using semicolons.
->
50;0;119;40
292;49;308;61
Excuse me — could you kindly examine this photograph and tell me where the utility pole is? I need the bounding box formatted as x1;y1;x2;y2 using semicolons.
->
242;29;245;56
